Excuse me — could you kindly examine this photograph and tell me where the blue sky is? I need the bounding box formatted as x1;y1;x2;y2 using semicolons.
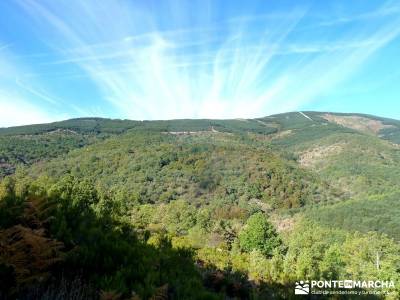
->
0;0;400;126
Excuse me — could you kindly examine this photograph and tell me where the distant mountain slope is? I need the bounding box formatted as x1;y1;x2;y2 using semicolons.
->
1;111;398;140
261;111;400;239
267;112;400;196
1;111;400;215
0;118;141;177
0;117;278;177
0;118;139;135
21;130;340;210
264;111;400;144
318;112;400;144
0;117;278;136
2;111;399;180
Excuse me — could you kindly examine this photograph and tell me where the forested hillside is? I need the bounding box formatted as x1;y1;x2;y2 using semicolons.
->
0;118;277;178
1;112;400;299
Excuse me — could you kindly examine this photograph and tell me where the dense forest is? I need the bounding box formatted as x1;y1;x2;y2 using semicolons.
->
1;112;400;299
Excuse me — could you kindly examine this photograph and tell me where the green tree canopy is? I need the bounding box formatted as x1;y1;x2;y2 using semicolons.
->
239;212;282;257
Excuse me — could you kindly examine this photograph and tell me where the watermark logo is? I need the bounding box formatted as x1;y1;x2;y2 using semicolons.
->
294;280;395;296
295;281;310;295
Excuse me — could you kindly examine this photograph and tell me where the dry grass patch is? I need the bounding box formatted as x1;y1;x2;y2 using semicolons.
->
322;114;394;134
299;142;345;168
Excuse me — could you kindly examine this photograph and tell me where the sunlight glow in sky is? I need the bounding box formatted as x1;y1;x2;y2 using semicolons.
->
0;0;400;126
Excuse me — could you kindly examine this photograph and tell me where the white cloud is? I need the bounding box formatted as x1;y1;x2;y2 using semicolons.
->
0;36;95;126
0;49;54;126
11;0;400;121
0;93;55;127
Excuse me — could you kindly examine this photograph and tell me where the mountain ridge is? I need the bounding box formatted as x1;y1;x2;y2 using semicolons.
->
2;110;400;131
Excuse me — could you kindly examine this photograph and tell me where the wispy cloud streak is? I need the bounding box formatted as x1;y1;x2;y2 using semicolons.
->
5;0;400;122
0;41;90;126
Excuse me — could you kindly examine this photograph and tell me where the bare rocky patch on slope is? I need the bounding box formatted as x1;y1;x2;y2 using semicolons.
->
299;142;346;168
322;114;394;134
